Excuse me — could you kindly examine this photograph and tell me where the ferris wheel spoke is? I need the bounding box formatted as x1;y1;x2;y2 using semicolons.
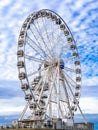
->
62;102;69;118
26;37;45;59
61;77;73;119
29;28;44;49
50;99;68;104
57;25;62;58
27;35;50;59
29;27;51;59
52;31;69;48
34;76;44;94
51;20;55;51
63;70;76;86
49;33;69;58
36;20;53;57
64;76;80;101
60;71;73;115
41;17;53;51
27;68;45;77
37;69;49;103
68;78;76;88
64;75;87;122
50;19;57;55
53;81;67;119
33;23;53;59
64;75;75;97
60;99;68;104
25;54;44;63
56;25;69;58
44;67;58;111
52;27;61;58
50;100;65;119
57;62;61;118
51;66;69;118
63;56;77;63
50;16;66;50
64;67;75;72
27;63;54;77
37;18;51;52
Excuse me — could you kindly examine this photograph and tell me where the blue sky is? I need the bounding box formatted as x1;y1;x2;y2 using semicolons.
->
0;0;98;117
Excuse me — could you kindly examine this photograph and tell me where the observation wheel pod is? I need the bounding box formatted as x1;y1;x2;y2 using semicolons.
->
29;103;37;109
21;83;29;91
60;24;65;30
18;40;24;47
18;72;26;80
17;61;24;68
17;50;24;57
64;30;69;36
17;9;82;124
25;94;32;101
76;84;81;90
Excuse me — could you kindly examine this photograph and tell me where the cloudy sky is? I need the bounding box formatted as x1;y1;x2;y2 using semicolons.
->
0;0;98;118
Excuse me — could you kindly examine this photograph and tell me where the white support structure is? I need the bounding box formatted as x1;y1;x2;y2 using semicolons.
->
57;64;60;119
17;9;84;128
18;103;29;121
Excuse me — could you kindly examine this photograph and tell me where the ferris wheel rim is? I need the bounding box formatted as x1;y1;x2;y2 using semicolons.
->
17;9;82;121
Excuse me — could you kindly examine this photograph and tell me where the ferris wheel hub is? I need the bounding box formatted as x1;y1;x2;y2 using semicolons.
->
60;59;64;69
44;59;64;70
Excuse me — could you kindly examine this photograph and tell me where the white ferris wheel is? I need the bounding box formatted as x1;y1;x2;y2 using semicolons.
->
17;9;82;125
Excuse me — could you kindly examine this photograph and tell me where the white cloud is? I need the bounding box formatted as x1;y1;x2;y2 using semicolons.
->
76;97;98;114
0;106;23;116
0;0;12;8
0;97;25;116
0;0;97;82
0;97;98;116
82;76;98;87
0;0;98;118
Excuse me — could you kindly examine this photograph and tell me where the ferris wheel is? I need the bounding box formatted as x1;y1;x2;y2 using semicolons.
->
17;9;82;124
